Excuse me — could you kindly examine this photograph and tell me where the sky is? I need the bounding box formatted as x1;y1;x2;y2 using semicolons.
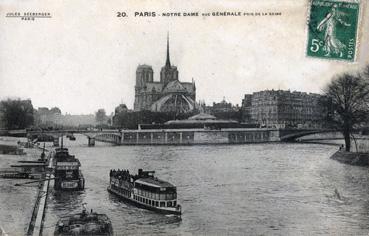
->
0;0;368;114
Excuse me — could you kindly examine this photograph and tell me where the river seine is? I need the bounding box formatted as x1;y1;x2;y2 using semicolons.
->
2;136;369;235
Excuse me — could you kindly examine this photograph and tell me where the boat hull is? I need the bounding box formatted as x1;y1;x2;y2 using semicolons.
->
107;186;181;216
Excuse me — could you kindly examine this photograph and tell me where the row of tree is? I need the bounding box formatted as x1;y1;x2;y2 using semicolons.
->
0;99;34;129
0;100;110;130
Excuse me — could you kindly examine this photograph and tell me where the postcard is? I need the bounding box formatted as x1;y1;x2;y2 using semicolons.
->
0;0;369;235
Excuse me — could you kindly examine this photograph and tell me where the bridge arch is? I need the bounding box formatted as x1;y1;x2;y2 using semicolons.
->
94;133;122;145
280;129;340;142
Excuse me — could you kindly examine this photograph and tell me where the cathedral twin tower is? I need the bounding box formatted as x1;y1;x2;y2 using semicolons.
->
134;36;196;113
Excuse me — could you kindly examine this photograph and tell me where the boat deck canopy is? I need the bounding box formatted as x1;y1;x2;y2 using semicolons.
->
135;178;175;188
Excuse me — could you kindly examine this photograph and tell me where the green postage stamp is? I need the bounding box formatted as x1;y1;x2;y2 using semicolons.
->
306;0;360;62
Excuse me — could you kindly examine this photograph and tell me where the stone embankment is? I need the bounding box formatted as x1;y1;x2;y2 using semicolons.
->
330;151;369;166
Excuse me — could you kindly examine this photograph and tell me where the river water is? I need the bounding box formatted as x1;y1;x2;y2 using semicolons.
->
2;135;369;235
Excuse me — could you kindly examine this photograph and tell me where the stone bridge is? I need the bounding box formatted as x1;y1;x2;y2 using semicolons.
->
27;129;121;146
24;128;348;146
278;129;338;142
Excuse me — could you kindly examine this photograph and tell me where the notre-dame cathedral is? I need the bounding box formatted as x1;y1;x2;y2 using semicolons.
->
133;36;196;113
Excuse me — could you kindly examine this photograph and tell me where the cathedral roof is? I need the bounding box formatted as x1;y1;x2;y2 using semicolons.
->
162;80;187;94
151;94;195;112
181;83;195;93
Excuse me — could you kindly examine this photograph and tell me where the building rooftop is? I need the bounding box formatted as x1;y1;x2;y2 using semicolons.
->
163;113;238;125
137;64;153;70
188;113;216;120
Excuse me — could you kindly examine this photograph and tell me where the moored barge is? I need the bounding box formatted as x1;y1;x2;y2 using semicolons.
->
107;169;181;215
53;147;85;190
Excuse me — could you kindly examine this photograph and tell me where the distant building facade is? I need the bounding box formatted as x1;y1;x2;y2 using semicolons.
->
210;98;239;113
35;107;96;127
241;90;327;128
134;36;196;113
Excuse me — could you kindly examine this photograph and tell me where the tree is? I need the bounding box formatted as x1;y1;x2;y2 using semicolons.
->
324;69;369;152
49;107;62;114
0;99;34;129
95;108;107;124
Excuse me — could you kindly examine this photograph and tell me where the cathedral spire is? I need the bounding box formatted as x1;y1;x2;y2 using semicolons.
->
165;33;171;67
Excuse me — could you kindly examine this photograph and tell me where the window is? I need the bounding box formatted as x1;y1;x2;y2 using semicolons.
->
174;201;176;206
160;202;165;207
167;201;172;207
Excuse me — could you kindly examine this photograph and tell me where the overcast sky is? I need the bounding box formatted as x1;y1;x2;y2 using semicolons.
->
1;0;368;114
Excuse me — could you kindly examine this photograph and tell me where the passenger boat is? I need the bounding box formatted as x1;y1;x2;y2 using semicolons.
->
107;169;181;215
53;147;85;191
54;205;113;236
